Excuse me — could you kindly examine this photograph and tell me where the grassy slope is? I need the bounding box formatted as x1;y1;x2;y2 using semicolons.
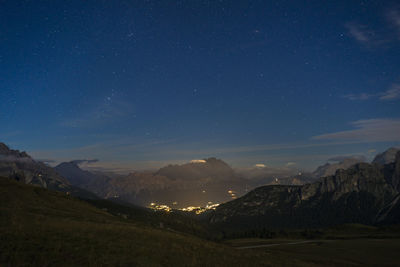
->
0;178;270;266
2;177;400;266
84;198;216;240
227;238;400;266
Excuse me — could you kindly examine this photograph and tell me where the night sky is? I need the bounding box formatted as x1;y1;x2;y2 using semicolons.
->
1;1;400;172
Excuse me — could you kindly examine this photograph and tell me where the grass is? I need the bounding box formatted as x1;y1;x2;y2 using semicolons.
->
84;198;216;240
227;238;400;266
1;177;400;266
0;178;271;266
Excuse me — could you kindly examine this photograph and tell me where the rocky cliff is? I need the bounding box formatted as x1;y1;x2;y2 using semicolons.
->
210;152;400;229
0;143;97;199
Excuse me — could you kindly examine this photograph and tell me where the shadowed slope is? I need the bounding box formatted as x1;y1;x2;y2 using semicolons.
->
0;177;271;266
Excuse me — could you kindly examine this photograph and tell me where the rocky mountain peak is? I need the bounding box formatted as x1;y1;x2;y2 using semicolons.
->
312;156;365;178
0;142;10;152
0;142;31;159
373;147;400;165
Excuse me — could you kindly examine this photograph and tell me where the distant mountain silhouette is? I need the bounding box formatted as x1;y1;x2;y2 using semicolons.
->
54;157;326;207
157;157;235;180
312;156;365;178
235;165;313;186
55;161;111;197
55;157;250;207
108;158;319;207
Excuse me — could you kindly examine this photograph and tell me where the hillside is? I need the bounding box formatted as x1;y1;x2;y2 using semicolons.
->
0;177;272;266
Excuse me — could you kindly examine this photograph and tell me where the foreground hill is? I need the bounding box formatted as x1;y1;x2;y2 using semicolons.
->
210;152;400;231
0;177;272;266
2;177;400;266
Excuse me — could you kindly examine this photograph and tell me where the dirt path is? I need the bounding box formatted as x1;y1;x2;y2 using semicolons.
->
235;240;328;249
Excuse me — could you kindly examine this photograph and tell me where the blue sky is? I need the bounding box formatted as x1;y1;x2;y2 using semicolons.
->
1;0;400;171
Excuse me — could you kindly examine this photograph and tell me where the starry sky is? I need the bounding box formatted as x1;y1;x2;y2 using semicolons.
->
1;0;400;172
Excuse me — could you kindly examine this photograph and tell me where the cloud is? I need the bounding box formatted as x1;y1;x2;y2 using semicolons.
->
60;97;135;128
0;155;34;163
379;84;400;100
80;159;189;173
346;6;400;48
343;84;400;101
346;23;375;44
254;163;266;168
345;18;394;48
286;162;296;166
368;149;376;154
387;7;400;37
312;118;400;142
345;22;388;47
70;159;99;165
37;159;56;164
327;155;366;162
343;93;375;101
190;159;206;163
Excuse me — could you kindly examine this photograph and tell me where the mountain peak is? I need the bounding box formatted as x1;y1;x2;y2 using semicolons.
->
0;142;30;158
373;147;400;165
56;161;81;169
0;143;82;194
0;142;10;152
312;157;364;178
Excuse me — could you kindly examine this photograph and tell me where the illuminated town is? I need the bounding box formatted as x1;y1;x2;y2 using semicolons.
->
149;202;220;214
148;189;238;213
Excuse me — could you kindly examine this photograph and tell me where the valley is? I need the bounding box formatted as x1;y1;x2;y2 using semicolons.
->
1;143;400;265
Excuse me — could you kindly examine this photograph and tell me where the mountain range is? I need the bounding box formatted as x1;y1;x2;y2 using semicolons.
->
55;157;321;208
56;157;250;207
2;141;399;216
209;150;400;232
